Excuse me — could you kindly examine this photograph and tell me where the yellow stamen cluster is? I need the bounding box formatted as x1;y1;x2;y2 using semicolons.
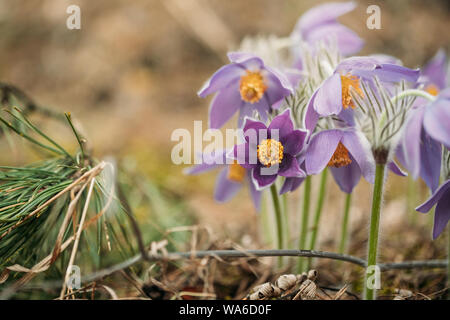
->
327;142;352;168
425;84;439;96
227;161;246;183
341;74;363;109
239;70;267;103
257;139;284;167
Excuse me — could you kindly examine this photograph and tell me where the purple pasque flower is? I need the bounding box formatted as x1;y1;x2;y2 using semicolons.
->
304;128;375;193
291;1;364;56
301;77;408;194
310;56;420;119
184;149;262;211
198;52;293;129
400;88;450;192
231;109;307;190
423;88;450;150
279;153;306;195
420;49;448;94
416;179;450;239
280;175;306;195
410;50;447;111
400;106;442;192
280;145;407;194
369;54;403;66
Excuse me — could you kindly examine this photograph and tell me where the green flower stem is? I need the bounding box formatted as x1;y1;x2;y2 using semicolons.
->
297;175;312;273
270;183;283;267
307;169;328;269
339;192;352;255
282;193;290;248
364;163;386;300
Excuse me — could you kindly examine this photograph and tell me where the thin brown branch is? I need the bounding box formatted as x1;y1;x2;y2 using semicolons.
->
378;260;448;271
80;249;447;284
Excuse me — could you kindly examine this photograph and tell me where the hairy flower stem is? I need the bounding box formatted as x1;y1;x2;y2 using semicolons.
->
270;184;283;268
390;89;436;105
364;163;386;300
307;169;328;269
339;192;352;255
297;175;312;273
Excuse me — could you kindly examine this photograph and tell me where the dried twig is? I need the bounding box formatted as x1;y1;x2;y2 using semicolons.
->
79;249;447;285
378;260;448;271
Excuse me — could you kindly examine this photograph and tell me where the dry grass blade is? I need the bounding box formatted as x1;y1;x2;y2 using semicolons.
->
60;177;97;298
333;284;349;300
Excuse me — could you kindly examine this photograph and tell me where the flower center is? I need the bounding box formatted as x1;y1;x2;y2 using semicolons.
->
328;142;352;168
227;161;246;183
341;74;363;109
239;70;267;103
257;139;284;167
425;84;439;96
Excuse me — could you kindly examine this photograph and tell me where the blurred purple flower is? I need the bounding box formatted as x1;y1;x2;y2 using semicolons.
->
280;175;306;195
231;109;307;189
420;49;448;93
407;52;450;239
423;87;450;150
400;88;450;192
184;150;262;211
400;109;441;192
416;179;450;239
410;49;447;109
198;52;293;129
292;1;364;56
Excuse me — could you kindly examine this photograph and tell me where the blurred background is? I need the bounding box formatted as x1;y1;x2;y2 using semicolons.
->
0;0;449;259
